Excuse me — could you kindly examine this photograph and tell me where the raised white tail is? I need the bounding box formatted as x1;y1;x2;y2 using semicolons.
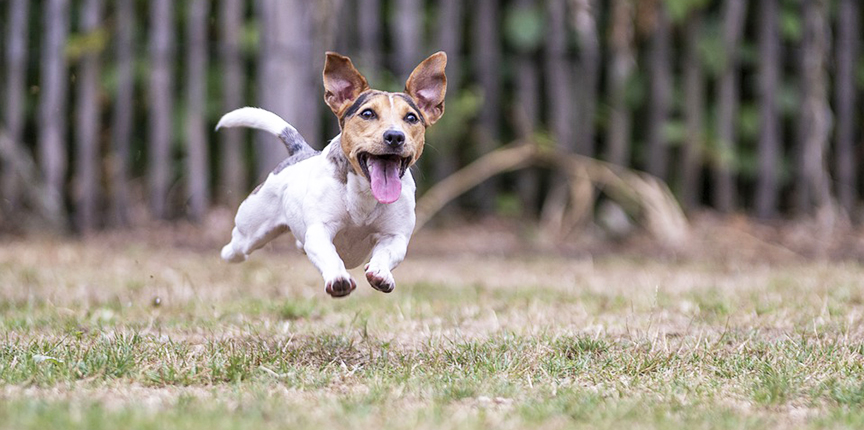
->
216;107;312;155
216;107;291;136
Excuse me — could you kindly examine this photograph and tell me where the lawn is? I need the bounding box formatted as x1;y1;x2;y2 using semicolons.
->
1;223;863;429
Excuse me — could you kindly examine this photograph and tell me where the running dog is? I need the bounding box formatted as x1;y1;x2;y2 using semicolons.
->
216;52;446;297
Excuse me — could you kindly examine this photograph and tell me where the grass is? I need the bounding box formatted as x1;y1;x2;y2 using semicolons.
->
1;233;863;429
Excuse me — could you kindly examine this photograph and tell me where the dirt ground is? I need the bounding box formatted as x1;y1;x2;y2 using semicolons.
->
1;215;863;429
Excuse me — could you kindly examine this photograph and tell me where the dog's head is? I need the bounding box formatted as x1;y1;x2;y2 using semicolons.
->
323;52;447;204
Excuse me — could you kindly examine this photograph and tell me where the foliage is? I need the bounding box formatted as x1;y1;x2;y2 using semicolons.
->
503;5;544;52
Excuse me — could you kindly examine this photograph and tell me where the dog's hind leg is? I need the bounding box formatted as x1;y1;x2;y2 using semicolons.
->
221;183;288;263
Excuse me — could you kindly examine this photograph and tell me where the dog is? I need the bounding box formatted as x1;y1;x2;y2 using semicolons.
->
216;52;446;298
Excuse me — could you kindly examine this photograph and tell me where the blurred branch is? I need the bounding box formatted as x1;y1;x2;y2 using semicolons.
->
415;140;689;246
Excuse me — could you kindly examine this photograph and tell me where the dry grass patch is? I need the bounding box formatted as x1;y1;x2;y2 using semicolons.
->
1;232;863;429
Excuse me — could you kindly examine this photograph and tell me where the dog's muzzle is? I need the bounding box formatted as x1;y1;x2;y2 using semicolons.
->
358;152;411;204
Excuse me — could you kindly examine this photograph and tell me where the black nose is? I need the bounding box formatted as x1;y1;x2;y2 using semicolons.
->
383;130;405;148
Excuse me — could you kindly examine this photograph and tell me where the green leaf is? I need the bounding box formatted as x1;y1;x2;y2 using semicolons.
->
504;6;544;52
65;28;110;61
665;0;710;23
780;2;803;42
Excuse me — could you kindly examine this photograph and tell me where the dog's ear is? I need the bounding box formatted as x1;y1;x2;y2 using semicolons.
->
405;52;447;125
323;52;370;116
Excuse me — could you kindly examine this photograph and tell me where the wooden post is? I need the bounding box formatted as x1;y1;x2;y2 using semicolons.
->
74;0;104;232
148;0;175;219
218;0;247;207
605;0;634;167
541;0;575;227
712;0;748;212
645;2;671;180
680;12;705;211
756;0;781;219
393;0;421;81
798;0;834;215
471;0;502;213
255;0;314;177
110;0;134;226
571;0;600;158
184;0;211;221
2;0;29;213
357;0;382;83
38;0;71;221
513;0;540;216
833;0;859;214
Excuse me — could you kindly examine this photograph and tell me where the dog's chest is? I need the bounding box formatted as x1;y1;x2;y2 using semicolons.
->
341;172;386;226
332;224;376;269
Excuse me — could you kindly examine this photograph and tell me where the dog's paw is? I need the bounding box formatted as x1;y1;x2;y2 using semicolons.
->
365;264;395;293
325;277;357;298
221;244;246;263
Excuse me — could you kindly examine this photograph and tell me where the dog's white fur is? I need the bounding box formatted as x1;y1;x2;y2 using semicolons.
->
217;107;415;295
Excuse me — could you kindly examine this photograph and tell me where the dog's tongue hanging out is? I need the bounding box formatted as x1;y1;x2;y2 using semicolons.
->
367;157;402;204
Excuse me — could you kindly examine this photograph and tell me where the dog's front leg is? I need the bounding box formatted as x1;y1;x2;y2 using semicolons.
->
365;234;409;293
304;224;356;297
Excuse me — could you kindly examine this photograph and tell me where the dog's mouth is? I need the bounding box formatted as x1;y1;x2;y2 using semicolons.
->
358;152;411;204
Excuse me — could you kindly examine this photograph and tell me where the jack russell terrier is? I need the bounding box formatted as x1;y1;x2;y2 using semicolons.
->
216;52;447;298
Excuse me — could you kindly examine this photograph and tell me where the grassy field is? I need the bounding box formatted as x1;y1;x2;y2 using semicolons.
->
1;224;863;429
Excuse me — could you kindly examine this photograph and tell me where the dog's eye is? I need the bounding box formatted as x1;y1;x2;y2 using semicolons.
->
404;112;419;124
360;108;376;120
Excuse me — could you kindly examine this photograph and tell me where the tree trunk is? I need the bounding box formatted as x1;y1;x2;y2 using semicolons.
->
645;3;671;180
184;0;210;221
430;0;464;214
571;0;600;157
218;0;246;208
148;0;175;219
393;0;421;81
680;12;705;211
255;0;289;177
74;0;103;232
755;0;781;219
833;0;859;214
513;0;540;216
38;0;70;221
356;0;382;82
798;0;834;215
471;0;502;213
712;0;748;212
541;0;576;229
308;1;343;142
604;0;634;167
256;0;314;177
2;0;29;213
110;0;134;226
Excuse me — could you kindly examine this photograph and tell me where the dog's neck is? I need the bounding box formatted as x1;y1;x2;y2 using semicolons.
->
324;134;351;184
322;135;380;222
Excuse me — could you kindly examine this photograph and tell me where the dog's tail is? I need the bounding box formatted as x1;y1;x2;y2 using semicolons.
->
215;107;314;156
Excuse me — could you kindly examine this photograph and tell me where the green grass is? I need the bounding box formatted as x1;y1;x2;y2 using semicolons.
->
1;237;863;429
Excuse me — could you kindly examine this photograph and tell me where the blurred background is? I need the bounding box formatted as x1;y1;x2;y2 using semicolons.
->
0;0;861;241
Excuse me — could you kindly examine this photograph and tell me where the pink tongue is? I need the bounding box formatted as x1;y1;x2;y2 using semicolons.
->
368;158;402;204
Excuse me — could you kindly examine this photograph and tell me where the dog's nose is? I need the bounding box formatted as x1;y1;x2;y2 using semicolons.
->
383;130;405;148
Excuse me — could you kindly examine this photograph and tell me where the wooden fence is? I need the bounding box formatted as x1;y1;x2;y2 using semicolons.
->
0;0;861;233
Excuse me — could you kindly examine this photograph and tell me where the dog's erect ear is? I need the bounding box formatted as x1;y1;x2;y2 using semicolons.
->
405;52;447;125
323;52;370;116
